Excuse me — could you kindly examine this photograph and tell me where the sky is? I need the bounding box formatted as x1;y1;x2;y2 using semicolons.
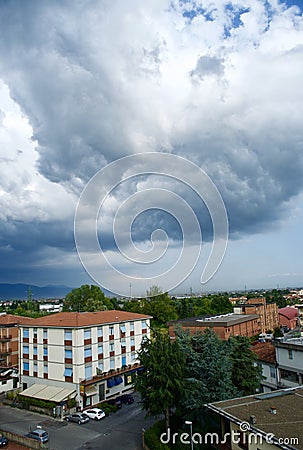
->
0;0;303;297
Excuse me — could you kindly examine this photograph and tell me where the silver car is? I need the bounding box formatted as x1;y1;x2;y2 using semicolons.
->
65;412;90;424
26;429;49;443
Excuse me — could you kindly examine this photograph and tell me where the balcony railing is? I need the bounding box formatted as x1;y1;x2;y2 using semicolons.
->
82;363;142;386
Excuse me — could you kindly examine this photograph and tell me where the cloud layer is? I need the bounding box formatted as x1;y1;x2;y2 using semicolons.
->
0;0;302;291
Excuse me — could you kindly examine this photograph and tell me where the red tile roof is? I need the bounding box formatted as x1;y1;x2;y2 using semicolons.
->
0;314;36;325
278;306;298;320
18;310;152;328
251;341;276;364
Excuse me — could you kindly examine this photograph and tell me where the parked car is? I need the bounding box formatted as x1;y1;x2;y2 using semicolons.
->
26;429;49;443
107;398;122;409
0;434;8;447
84;408;106;420
65;412;90;424
117;394;134;405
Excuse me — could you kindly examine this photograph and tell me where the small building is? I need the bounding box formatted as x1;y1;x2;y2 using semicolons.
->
206;387;303;450
278;307;298;330
167;313;261;340
251;342;277;392
274;337;303;387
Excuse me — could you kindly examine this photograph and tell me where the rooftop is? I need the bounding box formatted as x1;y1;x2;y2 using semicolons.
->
18;310;152;328
0;313;36;326
278;307;298;320
168;313;259;327
251;341;276;364
207;387;303;449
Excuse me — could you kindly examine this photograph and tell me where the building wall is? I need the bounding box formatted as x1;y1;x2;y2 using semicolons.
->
275;342;303;387
0;325;19;367
20;317;150;408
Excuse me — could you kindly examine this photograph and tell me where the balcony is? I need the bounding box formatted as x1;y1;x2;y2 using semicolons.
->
0;335;12;342
82;363;143;386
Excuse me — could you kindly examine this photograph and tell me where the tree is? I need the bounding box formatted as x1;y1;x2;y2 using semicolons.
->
176;329;237;422
63;285;115;312
134;330;186;431
228;335;263;396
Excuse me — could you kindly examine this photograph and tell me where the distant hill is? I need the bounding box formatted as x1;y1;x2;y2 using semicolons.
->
0;283;73;300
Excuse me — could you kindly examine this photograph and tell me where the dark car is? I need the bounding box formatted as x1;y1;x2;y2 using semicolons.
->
26;429;49;443
65;412;90;424
107;398;122;409
0;434;8;447
117;394;134;405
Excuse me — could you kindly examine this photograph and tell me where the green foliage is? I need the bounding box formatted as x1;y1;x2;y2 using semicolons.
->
99;402;117;414
176;329;237;421
144;420;168;450
273;326;284;338
135;330;186;430
228;335;263;396
63;284;115;312
18;394;56;410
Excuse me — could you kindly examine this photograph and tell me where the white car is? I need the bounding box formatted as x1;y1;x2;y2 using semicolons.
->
84;408;106;420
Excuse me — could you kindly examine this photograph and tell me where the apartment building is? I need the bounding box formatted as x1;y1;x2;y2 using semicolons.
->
167;313;261;340
234;297;279;334
0;313;35;368
251;341;278;392
19;310;151;412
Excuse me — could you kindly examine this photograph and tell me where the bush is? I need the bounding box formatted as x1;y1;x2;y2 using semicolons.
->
144;420;168;450
98;402;117;415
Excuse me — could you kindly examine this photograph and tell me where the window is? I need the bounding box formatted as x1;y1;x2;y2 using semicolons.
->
23;362;29;371
65;349;72;359
109;326;114;335
23;328;29;338
33;328;37;338
64;367;73;377
33;362;37;372
43;329;48;339
110;358;115;370
270;367;276;378
97;327;103;337
131;352;136;363
130;322;134;332
122;356;126;366
98;361;103;371
121;340;126;348
84;329;91;340
64;329;72;340
120;324;126;333
43;364;48;374
23;345;29;354
141;320;147;329
98;344;103;354
109;343;115;352
43;347;48;356
130;338;135;347
288;349;293;360
33;346;37;355
85;365;92;380
84;348;92;358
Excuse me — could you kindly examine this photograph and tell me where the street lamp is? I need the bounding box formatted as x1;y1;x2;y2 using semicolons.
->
185;421;194;450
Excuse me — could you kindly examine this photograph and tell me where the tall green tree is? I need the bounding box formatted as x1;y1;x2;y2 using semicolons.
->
63;284;115;312
134;330;186;431
228;335;263;396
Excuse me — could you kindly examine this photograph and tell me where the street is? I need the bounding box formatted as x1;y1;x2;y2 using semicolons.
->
0;393;157;450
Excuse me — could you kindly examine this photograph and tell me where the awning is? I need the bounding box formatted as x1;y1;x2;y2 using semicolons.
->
114;376;123;385
85;385;98;396
107;378;115;388
20;384;76;403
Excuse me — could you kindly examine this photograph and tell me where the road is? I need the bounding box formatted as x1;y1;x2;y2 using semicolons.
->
0;393;157;450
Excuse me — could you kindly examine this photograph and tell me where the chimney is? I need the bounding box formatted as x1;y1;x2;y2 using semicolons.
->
249;415;257;425
270;406;277;414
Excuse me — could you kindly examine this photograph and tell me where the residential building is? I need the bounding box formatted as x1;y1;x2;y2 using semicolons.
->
234;297;279;334
278;307;298;330
0;313;35;368
0;367;19;393
206;387;303;450
19;310;151;414
251;342;278;392
274;337;303;387
167;313;261;340
294;304;303;328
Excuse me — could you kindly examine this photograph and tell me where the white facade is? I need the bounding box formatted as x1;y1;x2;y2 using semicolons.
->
275;337;303;387
19;311;151;410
